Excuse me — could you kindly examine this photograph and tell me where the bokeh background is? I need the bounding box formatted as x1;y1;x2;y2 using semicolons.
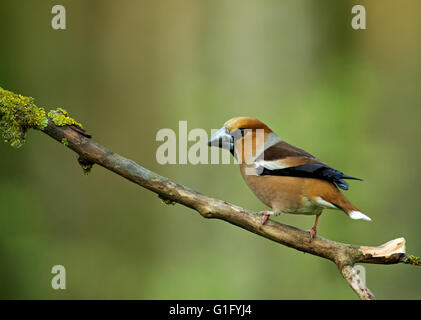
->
0;0;420;299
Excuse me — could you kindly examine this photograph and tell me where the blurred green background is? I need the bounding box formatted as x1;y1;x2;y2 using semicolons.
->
0;0;420;299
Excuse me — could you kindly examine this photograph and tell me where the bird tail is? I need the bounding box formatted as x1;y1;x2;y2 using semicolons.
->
341;174;363;181
348;210;372;221
324;191;372;221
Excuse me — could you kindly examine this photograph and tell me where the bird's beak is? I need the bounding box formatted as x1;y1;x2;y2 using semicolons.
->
208;126;232;150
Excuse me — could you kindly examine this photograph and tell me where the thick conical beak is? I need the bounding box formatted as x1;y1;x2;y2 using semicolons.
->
208;126;232;149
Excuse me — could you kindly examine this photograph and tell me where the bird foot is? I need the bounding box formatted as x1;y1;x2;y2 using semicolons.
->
309;226;317;242
308;214;320;242
259;211;273;225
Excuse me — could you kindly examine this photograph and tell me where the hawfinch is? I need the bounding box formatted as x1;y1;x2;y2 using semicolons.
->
208;117;370;239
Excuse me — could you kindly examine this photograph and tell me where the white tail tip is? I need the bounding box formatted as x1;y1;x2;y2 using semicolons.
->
349;211;372;221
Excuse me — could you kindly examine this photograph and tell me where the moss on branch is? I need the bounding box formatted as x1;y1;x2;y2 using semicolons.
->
0;87;48;148
0;87;82;148
48;108;83;129
403;255;421;266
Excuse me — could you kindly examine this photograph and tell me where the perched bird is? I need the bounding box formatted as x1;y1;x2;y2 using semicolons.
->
208;117;370;240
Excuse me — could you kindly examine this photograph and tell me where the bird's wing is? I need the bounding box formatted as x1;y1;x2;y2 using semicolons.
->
253;141;362;190
257;140;316;161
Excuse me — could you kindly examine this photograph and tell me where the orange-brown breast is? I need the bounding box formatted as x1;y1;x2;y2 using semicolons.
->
240;163;306;213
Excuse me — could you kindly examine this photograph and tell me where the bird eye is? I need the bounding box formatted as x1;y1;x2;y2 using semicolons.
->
238;128;247;136
231;128;249;139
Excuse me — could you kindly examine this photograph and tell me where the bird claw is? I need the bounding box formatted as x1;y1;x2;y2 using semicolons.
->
309;227;317;242
260;211;272;225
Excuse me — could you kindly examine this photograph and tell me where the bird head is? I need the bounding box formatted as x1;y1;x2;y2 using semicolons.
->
208;117;275;162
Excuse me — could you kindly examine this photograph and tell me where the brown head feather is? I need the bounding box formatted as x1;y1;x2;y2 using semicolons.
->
224;117;273;134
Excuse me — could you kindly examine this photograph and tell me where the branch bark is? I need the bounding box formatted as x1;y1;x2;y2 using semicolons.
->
340;265;376;300
16;116;421;299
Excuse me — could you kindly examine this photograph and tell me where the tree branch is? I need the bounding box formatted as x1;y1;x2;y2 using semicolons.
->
340;265;376;300
1;88;420;299
41;119;420;300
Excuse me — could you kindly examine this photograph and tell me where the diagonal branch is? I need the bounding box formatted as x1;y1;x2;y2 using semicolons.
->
42;119;420;300
1;88;420;300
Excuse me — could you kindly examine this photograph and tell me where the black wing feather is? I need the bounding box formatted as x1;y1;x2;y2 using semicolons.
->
259;163;362;190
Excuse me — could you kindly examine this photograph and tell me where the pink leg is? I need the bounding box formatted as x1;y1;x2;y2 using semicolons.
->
260;211;273;225
309;215;320;241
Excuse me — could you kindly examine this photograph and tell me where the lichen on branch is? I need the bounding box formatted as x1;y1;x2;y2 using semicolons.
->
48;108;83;128
0;87;82;148
0;87;48;148
403;255;421;266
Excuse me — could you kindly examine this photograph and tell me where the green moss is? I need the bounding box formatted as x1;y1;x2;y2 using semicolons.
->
61;137;69;147
81;163;93;175
0;87;48;148
77;156;94;175
0;87;84;148
48;108;83;128
404;255;421;266
158;194;176;205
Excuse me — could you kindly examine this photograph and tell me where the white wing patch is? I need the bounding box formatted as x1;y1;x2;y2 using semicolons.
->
315;197;337;209
254;160;286;171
